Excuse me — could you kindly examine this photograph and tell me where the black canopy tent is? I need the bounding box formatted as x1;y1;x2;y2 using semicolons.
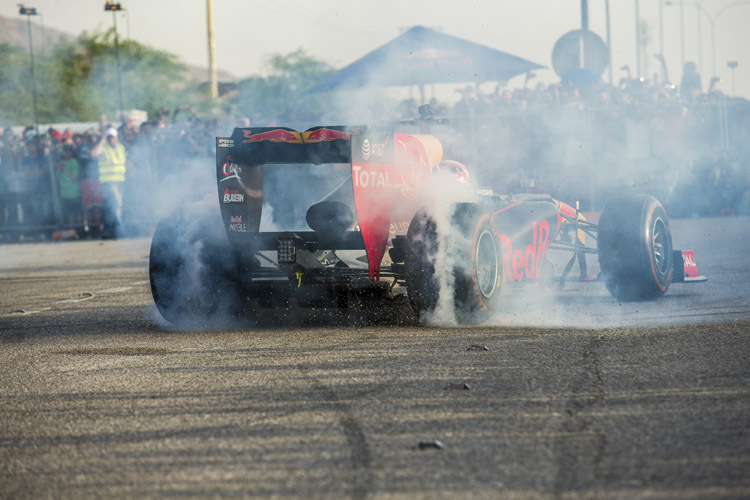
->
306;26;545;100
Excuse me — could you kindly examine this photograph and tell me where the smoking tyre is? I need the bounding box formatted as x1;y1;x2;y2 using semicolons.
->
597;194;673;301
149;210;243;326
405;204;502;324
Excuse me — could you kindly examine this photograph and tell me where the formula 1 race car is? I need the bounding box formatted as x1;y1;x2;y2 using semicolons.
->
149;109;706;326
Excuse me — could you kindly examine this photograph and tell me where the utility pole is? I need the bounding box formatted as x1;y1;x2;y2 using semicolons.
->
581;0;589;30
680;3;685;69
727;61;737;96
104;1;125;122
606;0;613;84
207;0;218;98
21;5;63;231
696;1;703;76
667;1;750;82
635;0;641;79
659;0;664;61
19;5;40;137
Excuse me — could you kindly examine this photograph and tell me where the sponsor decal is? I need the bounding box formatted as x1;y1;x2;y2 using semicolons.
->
352;165;392;188
362;139;371;160
499;220;550;283
476;187;494;196
223;188;245;203
228;220;247;232
228;214;245;232
682;250;699;278
352;132;394;163
361;137;390;160
218;138;234;148
220;159;241;182
242;129;303;144
389;221;409;234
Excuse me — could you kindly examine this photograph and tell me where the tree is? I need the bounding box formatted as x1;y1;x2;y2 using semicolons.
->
54;29;192;121
0;29;200;126
232;48;335;125
0;42;63;125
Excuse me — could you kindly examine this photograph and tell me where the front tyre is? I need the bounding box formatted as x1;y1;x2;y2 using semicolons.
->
598;194;673;301
452;208;503;323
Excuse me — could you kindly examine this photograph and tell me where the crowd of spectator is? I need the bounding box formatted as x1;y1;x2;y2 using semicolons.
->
1;63;749;243
0;106;228;242
438;63;750;216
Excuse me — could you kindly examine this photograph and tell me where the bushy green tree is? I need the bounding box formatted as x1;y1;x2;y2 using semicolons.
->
55;28;193;120
0;29;200;126
232;48;335;125
0;43;65;125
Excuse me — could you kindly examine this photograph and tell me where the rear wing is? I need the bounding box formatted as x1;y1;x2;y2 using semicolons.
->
216;126;368;166
215;125;369;236
215;125;438;280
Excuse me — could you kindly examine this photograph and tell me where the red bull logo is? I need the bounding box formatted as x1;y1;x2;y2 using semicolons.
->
302;128;353;143
242;129;303;144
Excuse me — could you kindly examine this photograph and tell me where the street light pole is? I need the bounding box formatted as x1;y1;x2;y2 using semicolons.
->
19;5;40;138
581;0;588;30
207;0;218;98
727;61;738;96
667;1;750;80
659;0;664;60
696;1;703;76
635;0;641;78
605;0;613;85
20;5;64;231
680;3;685;69
104;1;125;123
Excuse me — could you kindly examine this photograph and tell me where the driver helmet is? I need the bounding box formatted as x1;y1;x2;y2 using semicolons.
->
437;160;470;184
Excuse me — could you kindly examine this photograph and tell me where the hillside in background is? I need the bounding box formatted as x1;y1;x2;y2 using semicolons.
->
0;14;237;83
0;13;74;49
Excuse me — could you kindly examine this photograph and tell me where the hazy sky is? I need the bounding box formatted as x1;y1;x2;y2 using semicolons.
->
3;0;750;99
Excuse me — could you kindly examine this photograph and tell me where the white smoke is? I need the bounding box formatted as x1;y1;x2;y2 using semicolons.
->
414;174;476;325
125;86;742;330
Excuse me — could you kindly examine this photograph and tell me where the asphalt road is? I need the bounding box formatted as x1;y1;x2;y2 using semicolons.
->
1;217;748;499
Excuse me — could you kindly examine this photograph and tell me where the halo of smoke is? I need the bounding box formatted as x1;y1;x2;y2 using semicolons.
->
437;104;670;328
413;173;477;326
144;146;250;330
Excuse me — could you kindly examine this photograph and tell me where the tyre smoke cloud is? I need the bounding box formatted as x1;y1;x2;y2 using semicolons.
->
400;100;720;328
145;106;704;330
144;154;243;331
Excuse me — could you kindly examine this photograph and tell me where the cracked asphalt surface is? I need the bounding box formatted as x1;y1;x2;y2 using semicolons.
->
1;217;748;499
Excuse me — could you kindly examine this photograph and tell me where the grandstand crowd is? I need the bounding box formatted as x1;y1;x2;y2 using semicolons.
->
1;65;749;242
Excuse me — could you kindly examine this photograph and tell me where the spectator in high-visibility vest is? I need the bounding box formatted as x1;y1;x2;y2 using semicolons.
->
92;127;127;239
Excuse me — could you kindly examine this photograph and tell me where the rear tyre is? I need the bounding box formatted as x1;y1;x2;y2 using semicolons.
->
404;209;439;316
405;204;502;324
149;210;242;327
598;194;673;301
